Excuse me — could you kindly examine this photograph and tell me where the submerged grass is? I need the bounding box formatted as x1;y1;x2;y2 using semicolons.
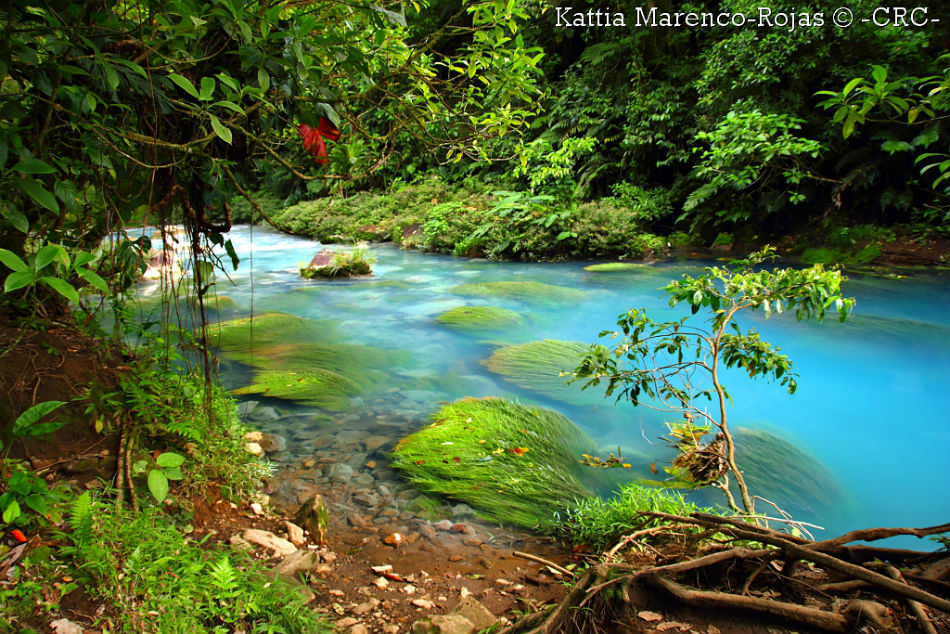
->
213;313;406;410
436;305;526;335
450;281;586;303
735;427;846;515
583;262;645;272
483;339;601;405
391;397;597;529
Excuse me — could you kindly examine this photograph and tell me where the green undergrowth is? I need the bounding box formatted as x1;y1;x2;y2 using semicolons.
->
557;483;712;550
391;397;597;529
451;281;586;303
483;339;601;405
269;178;670;261
735;427;846;516
436;305;526;335
1;493;329;633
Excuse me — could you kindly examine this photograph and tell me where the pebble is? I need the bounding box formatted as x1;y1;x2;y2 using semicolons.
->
412;598;435;609
373;576;390;589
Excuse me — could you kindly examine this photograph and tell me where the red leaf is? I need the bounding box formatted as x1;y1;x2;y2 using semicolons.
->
298;118;340;166
453;457;461;463
11;529;27;543
509;447;529;456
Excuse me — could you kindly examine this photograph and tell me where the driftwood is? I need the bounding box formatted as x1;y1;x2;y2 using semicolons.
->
502;512;950;634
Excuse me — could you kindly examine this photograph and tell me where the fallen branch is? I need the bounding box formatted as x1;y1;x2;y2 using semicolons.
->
886;564;938;634
513;550;575;579
647;574;850;633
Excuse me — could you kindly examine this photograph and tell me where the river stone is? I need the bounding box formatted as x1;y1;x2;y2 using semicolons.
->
329;463;355;480
244;442;264;457
285;520;306;546
242;528;296;557
412;614;475;634
363;435;391;452
237;400;259;418
451;597;499;630
248;405;280;422
353;472;375;487
451;503;474;517
259;433;287;453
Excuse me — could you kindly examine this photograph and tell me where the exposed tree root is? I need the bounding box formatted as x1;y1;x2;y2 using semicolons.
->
503;512;950;634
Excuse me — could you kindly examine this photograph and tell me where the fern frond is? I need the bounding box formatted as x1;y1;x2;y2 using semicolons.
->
69;491;93;545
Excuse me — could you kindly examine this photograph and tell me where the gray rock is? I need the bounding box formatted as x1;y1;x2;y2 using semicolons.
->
353;473;375;487
248;405;280;422
451;597;499;631
353;493;379;508
411;614;475;634
329;463;355;480
237;400;260;418
451;503;475;518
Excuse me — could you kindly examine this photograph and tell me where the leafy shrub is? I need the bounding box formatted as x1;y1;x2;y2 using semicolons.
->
557;483;710;549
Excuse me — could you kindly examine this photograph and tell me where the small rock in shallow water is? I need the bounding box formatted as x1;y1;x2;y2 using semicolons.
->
244;442;264;456
412;614;475;634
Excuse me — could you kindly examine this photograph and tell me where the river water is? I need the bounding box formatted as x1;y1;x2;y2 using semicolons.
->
143;225;950;544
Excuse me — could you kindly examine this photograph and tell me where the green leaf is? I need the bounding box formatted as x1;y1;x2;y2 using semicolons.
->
148;469;169;503
40;276;80;304
14;159;57;174
156;452;185;468
163;466;184;481
841;77;864;97
224;240;240;270
3;500;21;524
168;73;200;98
18;179;60;213
0;206;28;233
213;100;245;115
199;77;216;101
0;248;29;272
72;252;95;267
4;271;35;292
35;244;69;270
209;115;232;144
12;401;65;436
257;69;270;92
76;267;108;292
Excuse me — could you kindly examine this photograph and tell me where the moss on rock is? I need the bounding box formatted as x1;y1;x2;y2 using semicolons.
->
483;339;600;405
391;397;596;528
583;262;644;272
450;281;586;303
436;306;525;335
211;312;340;353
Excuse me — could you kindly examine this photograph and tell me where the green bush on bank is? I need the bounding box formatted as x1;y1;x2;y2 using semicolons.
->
268;178;671;261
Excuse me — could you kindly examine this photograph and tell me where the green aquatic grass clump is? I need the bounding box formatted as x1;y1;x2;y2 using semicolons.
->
735;427;846;515
583;262;645;272
558;483;712;549
483;339;600;404
231;368;362;410
213;313;407;410
436;305;526;334
391;397;597;529
451;281;586;303
211;312;339;353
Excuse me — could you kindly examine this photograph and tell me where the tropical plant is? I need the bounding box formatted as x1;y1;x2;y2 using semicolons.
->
572;247;854;515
